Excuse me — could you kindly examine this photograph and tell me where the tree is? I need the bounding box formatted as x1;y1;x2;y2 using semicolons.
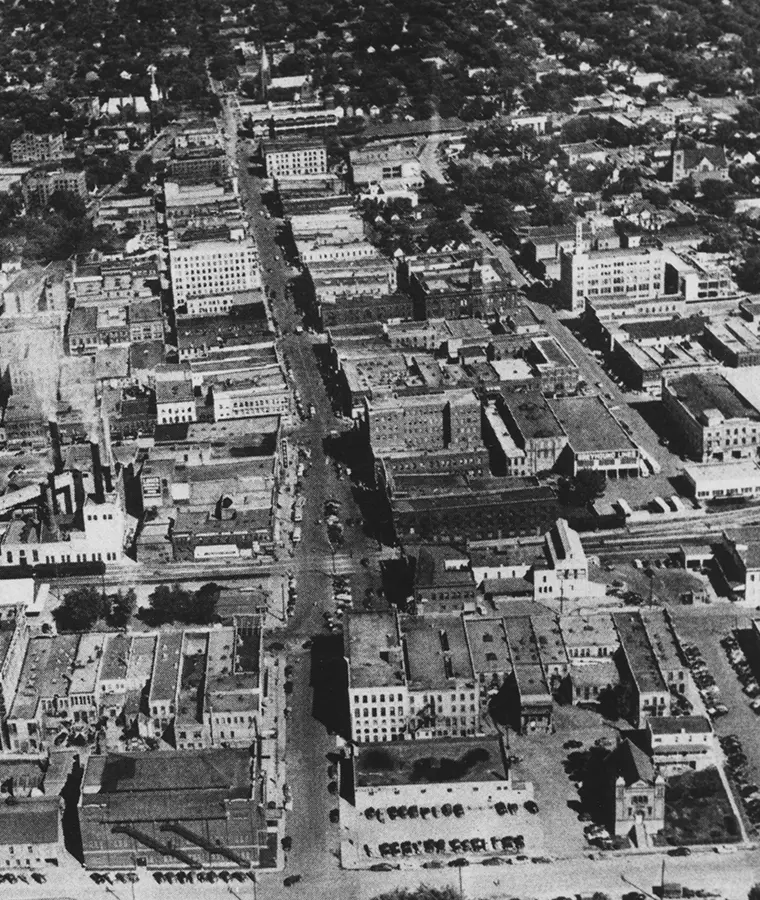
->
747;885;760;900
134;154;154;178
736;248;760;293
700;178;735;218
53;586;107;632
48;189;87;219
574;469;607;504
108;588;136;629
144;582;219;626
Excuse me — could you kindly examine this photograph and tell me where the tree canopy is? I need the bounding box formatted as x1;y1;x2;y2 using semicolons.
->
143;583;220;627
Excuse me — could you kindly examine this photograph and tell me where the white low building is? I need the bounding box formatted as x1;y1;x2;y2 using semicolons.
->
647;715;716;775
684;460;760;502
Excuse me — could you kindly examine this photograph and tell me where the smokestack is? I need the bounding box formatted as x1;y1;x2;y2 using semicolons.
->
48;420;63;475
102;459;114;494
47;472;59;516
42;485;59;541
90;441;104;504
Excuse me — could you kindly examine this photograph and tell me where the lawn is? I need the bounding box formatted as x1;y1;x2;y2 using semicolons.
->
660;767;741;846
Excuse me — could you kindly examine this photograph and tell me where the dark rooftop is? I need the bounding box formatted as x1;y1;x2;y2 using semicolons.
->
354;736;506;787
668;372;760;423
612;612;667;695
549;396;635;453
0;798;60;845
502;392;565;440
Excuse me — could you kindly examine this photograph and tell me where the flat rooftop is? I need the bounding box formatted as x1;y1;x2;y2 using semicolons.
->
503;392;565;440
354;736;506;788
649;715;711;735
530;615;569;666
622;315;706;342
612;611;667;695
345;611;405;690
149;630;184;704
465;618;512;675
403;616;473;689
668;372;760;423
100;634;131;683
560;612;618;649
549;396;635;452
642;609;683;673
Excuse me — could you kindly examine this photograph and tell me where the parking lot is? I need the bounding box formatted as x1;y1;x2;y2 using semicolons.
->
509;706;619;859
590;557;716;607
671;611;760;832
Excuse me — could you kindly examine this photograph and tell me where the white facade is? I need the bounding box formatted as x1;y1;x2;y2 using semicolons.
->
648;716;715;774
212;379;291;421
0;496;127;568
169;236;261;303
685;460;760;501
560;246;667;312
349;686;410;743
264;142;327;178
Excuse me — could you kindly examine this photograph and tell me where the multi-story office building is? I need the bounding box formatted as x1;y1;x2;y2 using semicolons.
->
11;132;64;164
169;233;261;304
262;135;327;178
345;611;409;744
366;393;447;454
494;391;568;476
560;245;671;312
22;168;87;207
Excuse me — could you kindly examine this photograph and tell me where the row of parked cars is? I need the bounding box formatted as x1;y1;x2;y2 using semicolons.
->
0;873;47;884
681;641;728;718
721;633;760;711
378;833;527;858
719;734;760;830
150;870;254;885
364;801;466;821
324;570;352;634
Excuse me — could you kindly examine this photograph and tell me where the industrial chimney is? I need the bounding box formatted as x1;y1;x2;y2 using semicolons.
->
90;441;104;503
48;420;63;475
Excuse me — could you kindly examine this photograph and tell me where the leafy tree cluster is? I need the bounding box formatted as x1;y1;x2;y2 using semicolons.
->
0;188;120;263
142;583;220;627
251;0;542;119
53;587;136;632
0;0;229;115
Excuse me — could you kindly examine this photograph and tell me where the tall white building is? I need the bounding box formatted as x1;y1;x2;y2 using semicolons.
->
560;244;670;312
169;232;261;304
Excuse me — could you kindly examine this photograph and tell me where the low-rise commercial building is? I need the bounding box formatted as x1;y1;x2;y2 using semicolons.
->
549;396;641;477
412;545;477;615
648;716;715;775
350;140;423;189
684;460;760;501
612;612;670;727
79;748;271;869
